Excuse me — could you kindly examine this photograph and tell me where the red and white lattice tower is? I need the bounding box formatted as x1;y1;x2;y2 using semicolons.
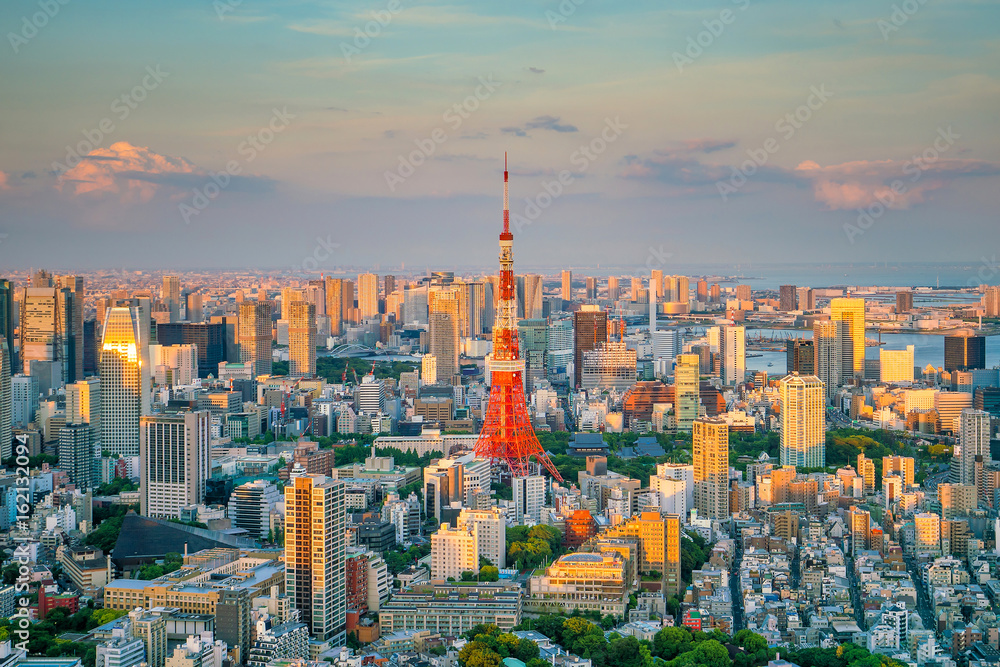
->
474;154;563;482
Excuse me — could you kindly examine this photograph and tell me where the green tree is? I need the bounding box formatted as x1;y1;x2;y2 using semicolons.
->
652;626;692;660
480;566;500;582
692;639;732;667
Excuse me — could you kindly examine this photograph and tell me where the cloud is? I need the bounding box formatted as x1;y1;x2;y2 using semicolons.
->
501;115;578;136
528;67;545;74
793;158;1000;210
55;141;273;203
0;172;8;190
622;138;1000;209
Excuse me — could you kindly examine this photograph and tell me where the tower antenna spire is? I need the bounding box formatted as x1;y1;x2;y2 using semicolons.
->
475;154;563;482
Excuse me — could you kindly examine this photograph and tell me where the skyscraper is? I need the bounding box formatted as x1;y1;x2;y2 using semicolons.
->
162;276;181;323
0;337;10;460
797;287;815;311
55;275;84;383
585;276;597;300
830;297;865;376
674;353;700;432
428;290;460;383
720;325;745;386
66;377;101;444
285;474;346;643
573;308;608;388
786;339;815;375
561;270;572;301
100;307;149;458
21;285;74;384
140;411;211;519
650;270;663;300
944;332;986;372
238;301;273;377
693;417;728;520
0;280;14;372
607;276;619;301
357;273;379;320
287;301;316;378
778;285;797;311
779;374;825;468
324;277;343;336
957;409;990;486
813;320;850;400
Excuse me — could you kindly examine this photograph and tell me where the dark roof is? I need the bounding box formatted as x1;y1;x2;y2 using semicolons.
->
111;512;255;568
570;433;604;444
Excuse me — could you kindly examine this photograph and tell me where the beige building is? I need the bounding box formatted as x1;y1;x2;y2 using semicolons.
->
693;417;729;520
938;483;977;519
914;513;941;554
883;456;915;488
238;301;273;377
856;453;875;496
673;353;700;432
430;522;478;580
457;508;506;569
779;374;825;468
880;345;915;383
527;552;628;616
600;511;682;595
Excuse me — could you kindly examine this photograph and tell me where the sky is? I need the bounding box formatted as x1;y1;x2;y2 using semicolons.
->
1;0;999;273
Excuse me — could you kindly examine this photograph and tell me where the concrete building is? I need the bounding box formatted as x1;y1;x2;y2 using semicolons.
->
101;307;150;458
430;522;478;580
693;417;729;520
228;480;281;538
779;374;825;468
513;475;546;525
140;411;211;520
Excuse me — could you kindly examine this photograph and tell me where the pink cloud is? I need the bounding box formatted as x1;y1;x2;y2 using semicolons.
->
56;141;200;203
0;171;9;190
793;158;997;210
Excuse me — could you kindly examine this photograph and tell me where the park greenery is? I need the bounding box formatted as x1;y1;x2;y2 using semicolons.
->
0;605;128;666
506;525;563;570
272;357;418;383
94;478;139;496
467;617;908;667
384;543;432;575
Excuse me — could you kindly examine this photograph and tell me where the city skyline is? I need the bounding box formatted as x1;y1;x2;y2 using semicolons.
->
2;1;999;269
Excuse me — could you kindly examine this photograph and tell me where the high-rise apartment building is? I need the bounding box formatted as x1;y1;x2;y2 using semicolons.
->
957;409;990;486
944;332;986;372
140;411;210;519
156;323;226;379
11;374;38;429
357;273;379;320
573;308;607;388
880;345;915;383
693;417;729;520
513;475;545;525
561;270;572;301
59;423;93;490
813;320;850;400
830;297;865;376
66;377;101;445
238;301;273;377
720;325;745;386
797;287;815;311
162;276;181;323
650;270;663;300
857;453;875;495
21;285;76;385
324;277;343;336
458;508;506;568
881;456;914;491
287;302;316;378
779;285;797;311
430;522;478;580
100;307;149;458
228;480;281;539
779;374;825;468
285;474;346;643
585;276;597;300
674;353;701;432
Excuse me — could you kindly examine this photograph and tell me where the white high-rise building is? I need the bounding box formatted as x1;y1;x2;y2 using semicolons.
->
228;480;281;539
655;463;694;514
513;475;545;525
140;411;211;519
649;473;688;518
651;329;682;365
285;474;346;643
457;507;506;568
958;408;991;486
100;307;150;458
357;375;386;415
430;522;478;580
779;374;825;468
150;344;198;387
720;325;745;386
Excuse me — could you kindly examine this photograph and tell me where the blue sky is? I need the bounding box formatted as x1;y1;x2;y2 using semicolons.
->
1;0;998;271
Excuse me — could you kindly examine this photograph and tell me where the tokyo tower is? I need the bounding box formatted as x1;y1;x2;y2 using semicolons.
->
474;155;564;482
